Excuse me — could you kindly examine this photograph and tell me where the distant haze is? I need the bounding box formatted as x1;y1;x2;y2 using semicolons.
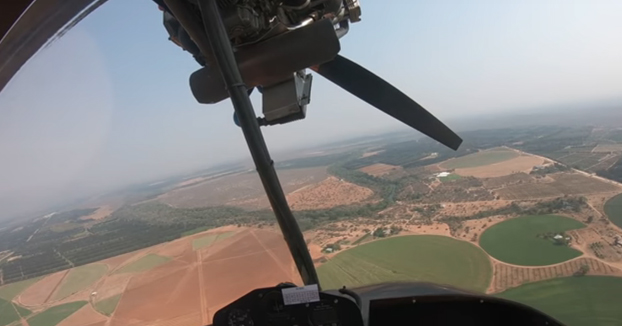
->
2;0;622;219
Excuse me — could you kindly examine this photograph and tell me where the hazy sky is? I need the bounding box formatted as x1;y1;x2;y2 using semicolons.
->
2;0;622;218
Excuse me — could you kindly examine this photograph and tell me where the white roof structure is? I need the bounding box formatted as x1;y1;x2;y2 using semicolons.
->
553;234;563;240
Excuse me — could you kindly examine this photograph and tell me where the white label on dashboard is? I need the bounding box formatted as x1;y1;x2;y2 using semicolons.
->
282;284;320;305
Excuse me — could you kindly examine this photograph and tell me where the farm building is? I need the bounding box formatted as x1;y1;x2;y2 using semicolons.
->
436;172;451;178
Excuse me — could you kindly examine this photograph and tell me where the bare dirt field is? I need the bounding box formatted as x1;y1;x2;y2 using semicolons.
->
488;257;622;293
18;269;68;307
81;206;114;221
455;155;545;178
592;144;622;153
495;172;620;200
358;163;403;177
287;176;374;210
158;167;328;209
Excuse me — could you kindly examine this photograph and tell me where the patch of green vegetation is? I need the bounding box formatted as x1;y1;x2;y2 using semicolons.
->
439;174;462;182
0;298;31;326
351;233;371;245
28;301;87;326
181;226;210;237
52;264;108;300
0;277;41;300
604;193;622;229
49;222;82;233
318;235;491;292
94;294;121;316
114;254;171;274
441;149;518;169
480;215;585;266
498;276;622;326
192;232;234;250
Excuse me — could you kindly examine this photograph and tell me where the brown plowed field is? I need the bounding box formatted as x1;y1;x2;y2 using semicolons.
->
489;257;622;293
18;270;67;306
287;176;374;210
495;173;619;200
57;304;107;326
358;163;402;176
455;155;544;178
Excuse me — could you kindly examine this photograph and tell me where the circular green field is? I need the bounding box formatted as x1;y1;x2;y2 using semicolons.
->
317;235;492;292
498;276;622;326
604;193;622;229
440;149;518;169
480;215;585;266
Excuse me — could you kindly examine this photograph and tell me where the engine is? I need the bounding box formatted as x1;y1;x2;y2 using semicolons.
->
211;0;361;45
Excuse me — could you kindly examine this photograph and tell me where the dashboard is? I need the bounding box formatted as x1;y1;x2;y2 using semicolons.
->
213;283;564;326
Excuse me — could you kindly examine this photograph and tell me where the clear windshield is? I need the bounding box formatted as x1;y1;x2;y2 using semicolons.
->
1;1;622;326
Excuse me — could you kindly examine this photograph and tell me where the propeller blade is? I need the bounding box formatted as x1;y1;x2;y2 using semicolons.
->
315;55;463;150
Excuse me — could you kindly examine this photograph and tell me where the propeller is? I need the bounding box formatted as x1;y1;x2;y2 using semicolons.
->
314;55;463;150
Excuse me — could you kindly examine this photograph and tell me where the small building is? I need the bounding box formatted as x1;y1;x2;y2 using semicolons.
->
436;172;451;178
324;248;333;253
553;234;564;240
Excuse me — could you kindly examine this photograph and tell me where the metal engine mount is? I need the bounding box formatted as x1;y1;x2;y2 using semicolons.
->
260;70;312;126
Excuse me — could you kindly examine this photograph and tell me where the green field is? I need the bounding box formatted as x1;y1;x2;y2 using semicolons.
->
0;277;41;300
499;276;622;326
441;149;518;169
95;294;121;316
480;215;585;266
439;174;462;182
28;301;87;326
114;254;171;274
192;231;235;250
0;298;31;326
52;264;108;300
604;193;622;229
317;235;492;292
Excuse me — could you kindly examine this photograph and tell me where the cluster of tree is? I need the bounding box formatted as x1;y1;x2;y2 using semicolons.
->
440;196;588;233
574;264;590;277
530;163;571;175
596;158;622;183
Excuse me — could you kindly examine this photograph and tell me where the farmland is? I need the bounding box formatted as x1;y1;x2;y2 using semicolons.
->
52;264;108;300
490;257;622;293
498;276;622;326
94;294;121;316
113;254;170;274
0;297;31;326
440;148;518;169
604;193;622;229
495;173;619;200
317;235;492;292
27;301;87;326
480;215;585;266
2;125;622;326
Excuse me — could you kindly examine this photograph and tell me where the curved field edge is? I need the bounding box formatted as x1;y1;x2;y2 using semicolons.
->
94;293;121;316
52;264;108;301
27;301;88;326
0;298;32;326
0;277;42;300
480;215;585;266
498;276;622;326
604;193;622;229
317;235;492;293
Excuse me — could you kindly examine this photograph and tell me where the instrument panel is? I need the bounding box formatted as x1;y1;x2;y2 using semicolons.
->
213;285;363;326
